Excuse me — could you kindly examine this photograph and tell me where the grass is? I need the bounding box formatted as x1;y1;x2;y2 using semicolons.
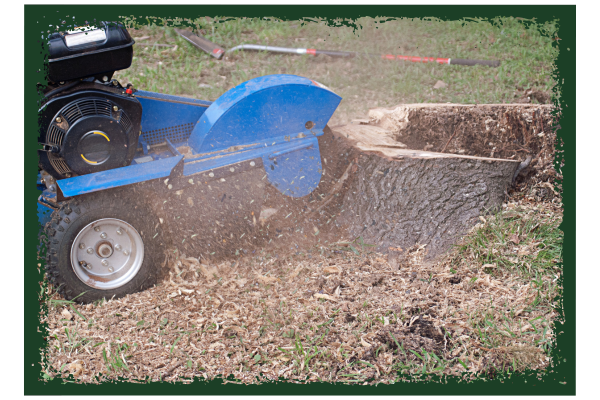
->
447;200;562;373
262;294;457;380
115;16;559;125
103;342;131;374
386;333;452;377
278;330;328;375
456;205;562;280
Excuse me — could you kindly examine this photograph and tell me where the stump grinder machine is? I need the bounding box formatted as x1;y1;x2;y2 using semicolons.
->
37;22;342;303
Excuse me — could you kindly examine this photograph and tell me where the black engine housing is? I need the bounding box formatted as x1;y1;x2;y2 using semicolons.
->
39;83;142;179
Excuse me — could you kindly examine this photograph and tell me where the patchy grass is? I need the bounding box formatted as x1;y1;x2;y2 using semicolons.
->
441;195;562;376
456;202;562;280
114;16;558;125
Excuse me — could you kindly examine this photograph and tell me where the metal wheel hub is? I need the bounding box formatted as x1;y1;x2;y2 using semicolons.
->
70;218;144;290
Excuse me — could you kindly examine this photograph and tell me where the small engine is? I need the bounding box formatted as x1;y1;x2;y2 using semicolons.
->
38;22;142;180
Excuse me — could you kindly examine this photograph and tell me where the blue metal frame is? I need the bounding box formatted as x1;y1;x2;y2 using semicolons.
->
55;74;341;199
57;155;183;197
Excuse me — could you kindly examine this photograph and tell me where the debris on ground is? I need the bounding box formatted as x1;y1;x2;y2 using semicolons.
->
41;195;562;384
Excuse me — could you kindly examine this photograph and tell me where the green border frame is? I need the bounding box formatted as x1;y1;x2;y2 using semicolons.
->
25;5;575;395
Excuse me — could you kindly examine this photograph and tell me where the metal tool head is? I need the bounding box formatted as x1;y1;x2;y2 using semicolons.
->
175;28;225;59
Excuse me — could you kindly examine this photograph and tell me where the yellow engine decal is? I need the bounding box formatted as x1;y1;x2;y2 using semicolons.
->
81;155;97;164
94;131;110;141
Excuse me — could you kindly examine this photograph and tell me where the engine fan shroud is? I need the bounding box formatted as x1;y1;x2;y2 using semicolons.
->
60;115;130;175
38;89;142;179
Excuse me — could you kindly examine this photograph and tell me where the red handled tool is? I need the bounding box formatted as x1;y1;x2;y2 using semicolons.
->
227;44;500;67
174;29;500;67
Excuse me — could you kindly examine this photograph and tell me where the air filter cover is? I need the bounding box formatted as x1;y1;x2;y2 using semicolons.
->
48;22;135;83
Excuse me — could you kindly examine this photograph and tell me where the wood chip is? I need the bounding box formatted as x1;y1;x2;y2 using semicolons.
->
288;265;304;282
61;308;73;320
360;335;372;348
323;266;342;275
256;274;279;284
68;362;83;377
313;293;338;302
509;234;520;244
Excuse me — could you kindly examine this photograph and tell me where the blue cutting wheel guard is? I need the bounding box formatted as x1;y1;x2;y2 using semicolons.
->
56;74;342;199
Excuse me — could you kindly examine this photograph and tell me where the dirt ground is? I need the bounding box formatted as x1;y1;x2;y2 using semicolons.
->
40;186;562;384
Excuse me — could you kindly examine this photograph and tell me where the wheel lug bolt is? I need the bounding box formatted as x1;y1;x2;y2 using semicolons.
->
115;244;122;251
100;232;107;239
116;228;123;235
94;226;100;232
108;267;114;272
87;248;93;254
123;250;129;256
101;260;109;266
79;243;85;249
80;261;92;270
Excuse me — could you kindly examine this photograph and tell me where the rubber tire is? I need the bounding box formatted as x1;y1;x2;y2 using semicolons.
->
44;190;165;303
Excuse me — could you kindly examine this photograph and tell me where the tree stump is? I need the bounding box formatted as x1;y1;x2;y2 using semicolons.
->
309;102;559;259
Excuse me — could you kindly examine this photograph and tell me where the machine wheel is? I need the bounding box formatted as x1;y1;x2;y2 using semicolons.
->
44;191;165;303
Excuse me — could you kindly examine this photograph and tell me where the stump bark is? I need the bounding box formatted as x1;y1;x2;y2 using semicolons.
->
336;137;518;257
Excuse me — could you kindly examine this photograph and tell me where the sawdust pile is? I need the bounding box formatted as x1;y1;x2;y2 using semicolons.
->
40;196;561;384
